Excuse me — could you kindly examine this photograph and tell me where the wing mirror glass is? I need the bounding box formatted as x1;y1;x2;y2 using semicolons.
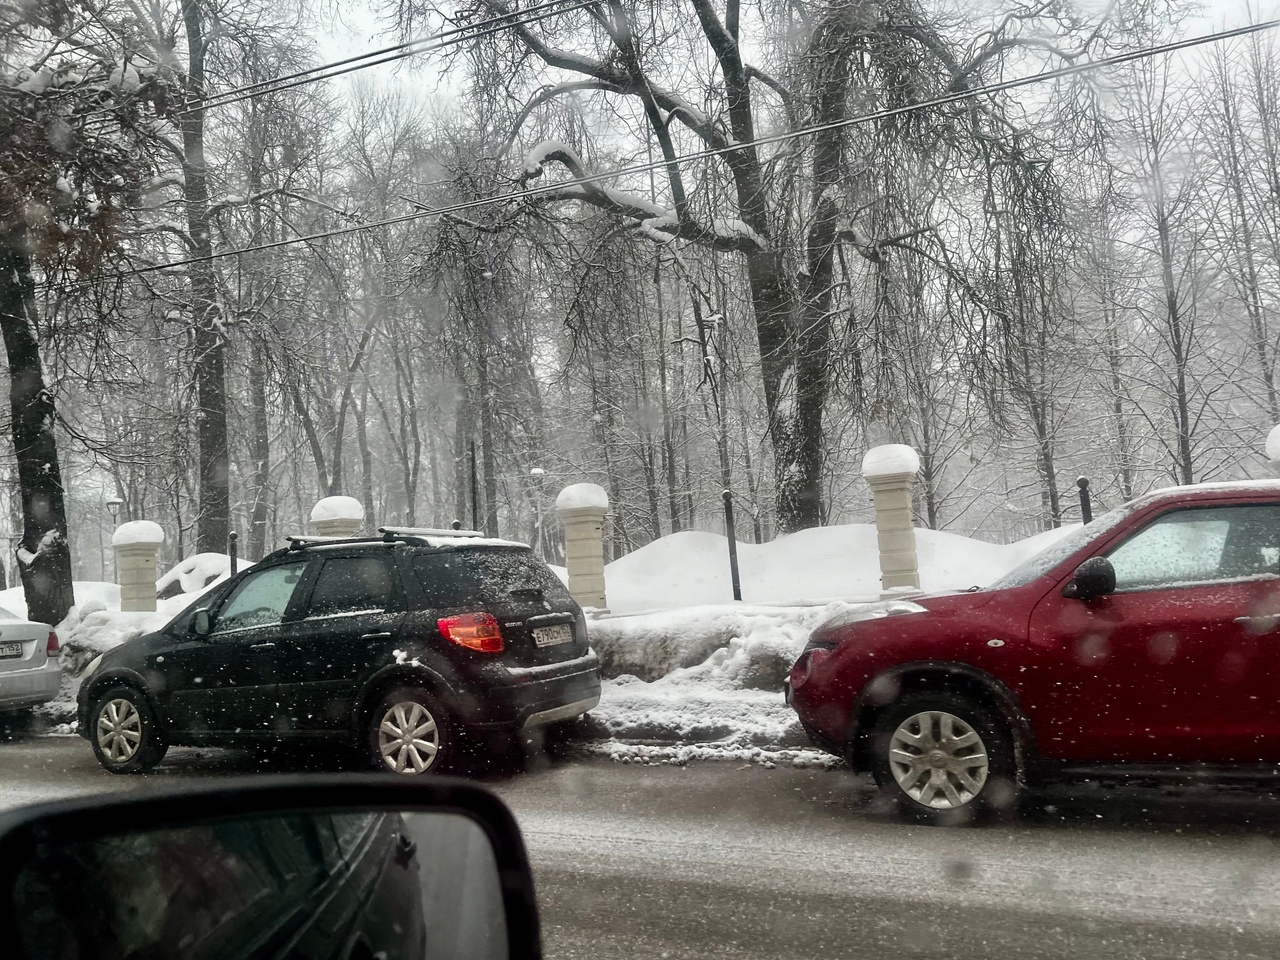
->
192;608;212;636
1062;556;1116;601
0;776;538;960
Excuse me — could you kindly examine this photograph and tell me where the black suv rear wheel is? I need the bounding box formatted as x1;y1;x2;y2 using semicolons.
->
367;686;453;776
88;684;168;774
870;692;1018;825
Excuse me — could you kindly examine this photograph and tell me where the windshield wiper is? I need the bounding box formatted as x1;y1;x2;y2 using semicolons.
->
508;586;545;599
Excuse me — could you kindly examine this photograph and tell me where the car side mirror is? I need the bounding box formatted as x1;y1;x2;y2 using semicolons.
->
1062;556;1116;601
192;608;212;637
0;775;541;960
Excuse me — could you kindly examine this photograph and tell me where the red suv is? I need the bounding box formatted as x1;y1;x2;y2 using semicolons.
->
787;481;1280;824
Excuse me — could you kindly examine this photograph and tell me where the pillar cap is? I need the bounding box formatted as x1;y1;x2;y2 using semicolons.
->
555;483;608;512
1266;424;1280;462
310;496;364;524
111;520;164;547
861;444;920;479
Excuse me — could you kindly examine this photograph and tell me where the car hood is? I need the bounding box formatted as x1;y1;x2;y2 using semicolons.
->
809;589;1000;643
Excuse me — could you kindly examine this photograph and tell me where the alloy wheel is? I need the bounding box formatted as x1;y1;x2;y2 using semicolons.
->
888;710;989;809
96;698;142;763
377;701;440;774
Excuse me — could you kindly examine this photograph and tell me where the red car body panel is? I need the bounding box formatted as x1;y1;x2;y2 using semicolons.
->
789;483;1280;772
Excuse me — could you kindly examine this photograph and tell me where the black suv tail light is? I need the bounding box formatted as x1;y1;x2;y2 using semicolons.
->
438;612;504;653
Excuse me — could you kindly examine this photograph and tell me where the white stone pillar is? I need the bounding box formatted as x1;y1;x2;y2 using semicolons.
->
555;483;609;610
1267;424;1280;477
310;496;365;538
112;521;165;613
861;444;922;599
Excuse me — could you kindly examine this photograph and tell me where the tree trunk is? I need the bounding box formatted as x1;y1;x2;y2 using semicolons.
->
0;238;74;625
248;337;271;560
356;381;374;520
181;0;230;553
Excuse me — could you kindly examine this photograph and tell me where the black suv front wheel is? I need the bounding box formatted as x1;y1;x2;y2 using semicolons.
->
367;687;453;775
870;692;1018;825
88;684;168;774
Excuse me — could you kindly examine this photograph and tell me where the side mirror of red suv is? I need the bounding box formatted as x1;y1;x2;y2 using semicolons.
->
1062;556;1117;601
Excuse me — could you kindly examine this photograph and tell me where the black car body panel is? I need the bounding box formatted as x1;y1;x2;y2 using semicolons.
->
78;537;602;747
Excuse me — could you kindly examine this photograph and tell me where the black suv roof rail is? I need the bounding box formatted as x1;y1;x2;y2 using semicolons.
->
378;526;486;538
284;533;428;551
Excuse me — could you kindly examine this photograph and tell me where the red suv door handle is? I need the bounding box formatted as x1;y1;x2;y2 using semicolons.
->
361;632;394;642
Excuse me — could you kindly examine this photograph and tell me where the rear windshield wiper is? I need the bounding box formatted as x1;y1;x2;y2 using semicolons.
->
508;586;545;599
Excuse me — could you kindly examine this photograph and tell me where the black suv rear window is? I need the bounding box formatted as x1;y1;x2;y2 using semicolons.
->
412;548;570;608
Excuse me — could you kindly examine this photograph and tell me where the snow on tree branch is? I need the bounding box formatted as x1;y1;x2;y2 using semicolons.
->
521;141;767;253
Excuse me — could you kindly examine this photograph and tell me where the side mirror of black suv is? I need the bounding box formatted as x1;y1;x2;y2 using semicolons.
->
192;608;212;637
1062;556;1116;601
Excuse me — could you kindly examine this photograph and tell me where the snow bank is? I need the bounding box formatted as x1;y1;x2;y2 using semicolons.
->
310;496;364;522
861;443;921;477
589;601;862;684
580;602;866;764
155;552;249;599
598;523;1071;615
111;520;165;546
555;483;609;511
1267;424;1280;461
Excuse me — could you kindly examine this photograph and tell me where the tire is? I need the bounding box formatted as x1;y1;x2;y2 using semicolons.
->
88;684;168;774
366;686;453;776
870;692;1019;826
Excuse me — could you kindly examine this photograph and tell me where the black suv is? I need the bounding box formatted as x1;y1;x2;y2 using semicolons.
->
77;530;601;776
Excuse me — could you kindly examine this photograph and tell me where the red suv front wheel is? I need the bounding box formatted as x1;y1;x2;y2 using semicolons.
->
870;692;1019;825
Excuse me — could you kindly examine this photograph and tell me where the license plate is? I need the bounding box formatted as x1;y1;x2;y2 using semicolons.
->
533;624;573;648
0;641;21;659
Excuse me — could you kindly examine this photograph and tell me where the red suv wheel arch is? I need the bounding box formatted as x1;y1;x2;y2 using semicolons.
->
846;662;1038;774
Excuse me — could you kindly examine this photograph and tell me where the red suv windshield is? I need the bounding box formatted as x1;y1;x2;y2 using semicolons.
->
986;504;1134;590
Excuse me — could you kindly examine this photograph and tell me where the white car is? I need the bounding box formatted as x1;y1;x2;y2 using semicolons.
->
0;607;61;719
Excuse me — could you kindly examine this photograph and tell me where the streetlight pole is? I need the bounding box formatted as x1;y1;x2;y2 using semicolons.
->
106;497;122;582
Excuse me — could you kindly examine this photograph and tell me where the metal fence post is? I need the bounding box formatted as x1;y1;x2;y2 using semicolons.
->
228;531;238;576
722;490;742;602
1077;477;1092;525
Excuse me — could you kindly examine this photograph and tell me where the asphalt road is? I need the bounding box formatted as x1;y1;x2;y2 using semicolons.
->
3;733;1280;960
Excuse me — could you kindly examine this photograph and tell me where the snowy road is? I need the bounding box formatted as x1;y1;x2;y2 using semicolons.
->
3;736;1280;959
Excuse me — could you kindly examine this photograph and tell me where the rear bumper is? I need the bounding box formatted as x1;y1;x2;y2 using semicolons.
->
466;651;602;730
0;658;62;712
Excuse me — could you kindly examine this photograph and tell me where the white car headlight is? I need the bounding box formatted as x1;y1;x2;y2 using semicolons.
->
82;654;103;678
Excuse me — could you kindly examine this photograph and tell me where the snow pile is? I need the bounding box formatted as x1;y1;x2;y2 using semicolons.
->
589;601;862;684
110;520;165;546
580;601;868;763
155;552;248;599
598;523;1077;615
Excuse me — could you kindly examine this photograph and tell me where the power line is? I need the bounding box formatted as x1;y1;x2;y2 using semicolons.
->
181;0;596;116
194;0;579;108
78;17;1280;284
